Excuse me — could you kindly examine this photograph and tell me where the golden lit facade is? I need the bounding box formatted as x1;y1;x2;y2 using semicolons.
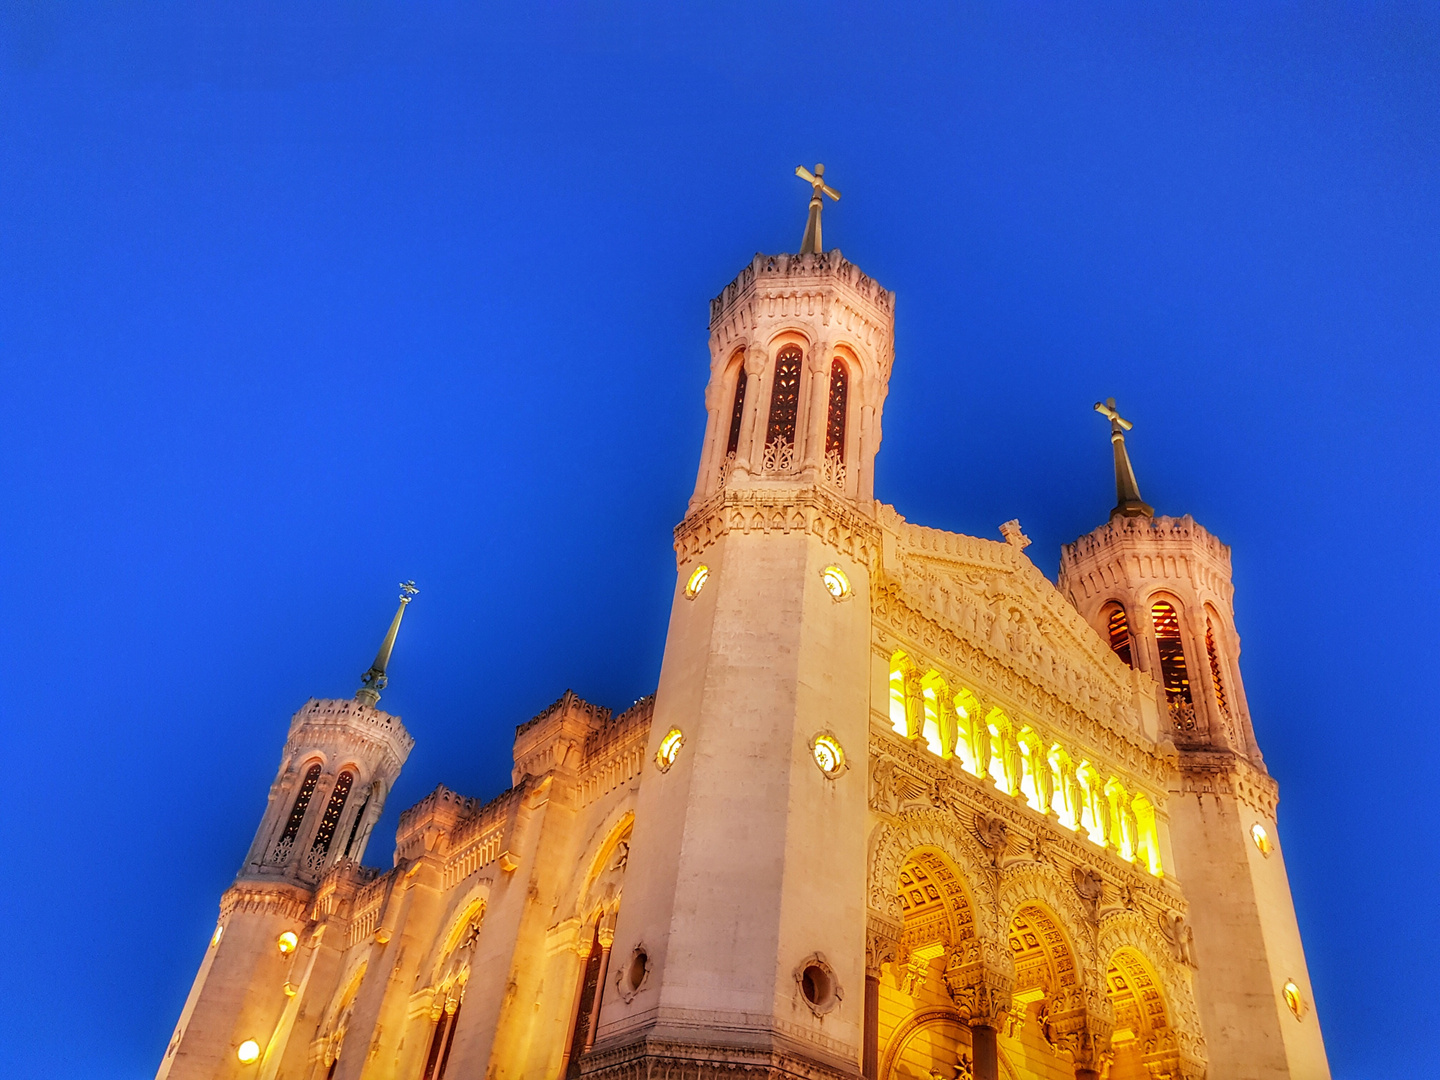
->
157;233;1329;1080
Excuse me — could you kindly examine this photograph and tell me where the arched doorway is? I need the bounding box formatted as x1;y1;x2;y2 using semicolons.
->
998;903;1087;1078
1105;948;1171;1080
878;849;980;1080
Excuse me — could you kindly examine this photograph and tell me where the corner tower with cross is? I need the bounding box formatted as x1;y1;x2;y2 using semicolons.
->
156;588;417;1080
1058;410;1330;1079
591;167;892;1080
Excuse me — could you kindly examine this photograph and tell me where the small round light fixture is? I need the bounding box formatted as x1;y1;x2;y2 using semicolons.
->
277;931;298;955
1282;979;1305;1020
655;728;685;772
1251;823;1272;857
236;1040;261;1065
820;565;850;601
684;565;710;599
210;922;225;948
810;733;847;778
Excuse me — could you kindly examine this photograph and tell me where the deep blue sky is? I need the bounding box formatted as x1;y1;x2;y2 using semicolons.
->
2;5;1435;1078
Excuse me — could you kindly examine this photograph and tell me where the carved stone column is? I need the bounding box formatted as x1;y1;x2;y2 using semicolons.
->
583;923;616;1052
1048;986;1113;1080
734;345;769;473
801;345;831;471
864;915;900;1080
944;941;1014;1080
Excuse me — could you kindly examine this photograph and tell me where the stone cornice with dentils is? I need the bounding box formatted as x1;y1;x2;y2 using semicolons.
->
673;484;883;568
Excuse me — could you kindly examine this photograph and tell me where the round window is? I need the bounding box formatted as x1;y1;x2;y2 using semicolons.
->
820;566;850;600
810;733;846;778
1251;822;1272;857
655;728;685;772
684;565;709;599
794;954;841;1015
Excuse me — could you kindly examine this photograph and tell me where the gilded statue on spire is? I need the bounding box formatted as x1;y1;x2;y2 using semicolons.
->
1094;398;1154;518
356;581;419;707
795;164;840;255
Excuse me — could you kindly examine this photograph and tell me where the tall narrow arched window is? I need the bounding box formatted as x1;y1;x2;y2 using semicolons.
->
1206;617;1231;717
1151;600;1193;709
1104;603;1134;667
725;366;748;456
825;358;848;463
275;763;322;858
421;998;462;1080
310;770;354;859
764;346;803;462
565;924;604;1077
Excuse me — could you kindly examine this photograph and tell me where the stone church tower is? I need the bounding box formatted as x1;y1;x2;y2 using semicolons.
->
1058;420;1328;1079
156;177;1329;1080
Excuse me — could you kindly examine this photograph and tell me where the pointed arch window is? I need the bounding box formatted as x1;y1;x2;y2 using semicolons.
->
310;770;354;858
725;366;748;456
764;346;803;451
1104;603;1134;667
1206;617;1231;717
277;763;322;850
1151;600;1192;706
825;358;848;462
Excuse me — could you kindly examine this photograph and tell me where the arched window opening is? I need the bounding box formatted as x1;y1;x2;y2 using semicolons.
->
1206;617;1231;717
1105;603;1134;667
274;763;322;860
724;366;748;456
1153;600;1195;731
310;770;354;859
824;357;848;461
763;347;803;470
565;924;604;1077
421;997;462;1080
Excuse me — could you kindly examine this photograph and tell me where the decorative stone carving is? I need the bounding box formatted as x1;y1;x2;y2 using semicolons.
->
972;812;1010;868
1158;910;1198;968
1071;867;1104;923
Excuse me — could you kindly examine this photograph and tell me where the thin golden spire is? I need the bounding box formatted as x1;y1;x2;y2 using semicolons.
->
795;164;840;255
1094;398;1154;518
355;581;419;707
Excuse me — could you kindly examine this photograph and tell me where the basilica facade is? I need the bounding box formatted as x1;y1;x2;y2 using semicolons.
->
157;214;1330;1080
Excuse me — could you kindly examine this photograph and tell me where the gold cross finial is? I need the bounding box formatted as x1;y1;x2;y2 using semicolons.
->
795;163;841;255
356;582;419;707
1094;397;1133;434
1093;397;1153;518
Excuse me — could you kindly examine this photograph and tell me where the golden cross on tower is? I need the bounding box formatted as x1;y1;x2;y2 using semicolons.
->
795;163;841;255
356;581;420;707
1093;397;1154;518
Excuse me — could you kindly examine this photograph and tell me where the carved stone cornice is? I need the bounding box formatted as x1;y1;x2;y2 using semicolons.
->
580;1037;855;1080
674;485;882;567
220;881;312;923
1175;747;1280;816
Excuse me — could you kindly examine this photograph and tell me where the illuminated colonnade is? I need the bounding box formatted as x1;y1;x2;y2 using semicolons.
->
887;652;1163;877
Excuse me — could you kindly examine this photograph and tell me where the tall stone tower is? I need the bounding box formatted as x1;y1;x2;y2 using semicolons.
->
1058;406;1330;1079
589;181;894;1080
156;590;417;1080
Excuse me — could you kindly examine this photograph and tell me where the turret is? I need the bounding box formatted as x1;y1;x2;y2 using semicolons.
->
1059;405;1330;1080
156;588;417;1080
596;167;889;1080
